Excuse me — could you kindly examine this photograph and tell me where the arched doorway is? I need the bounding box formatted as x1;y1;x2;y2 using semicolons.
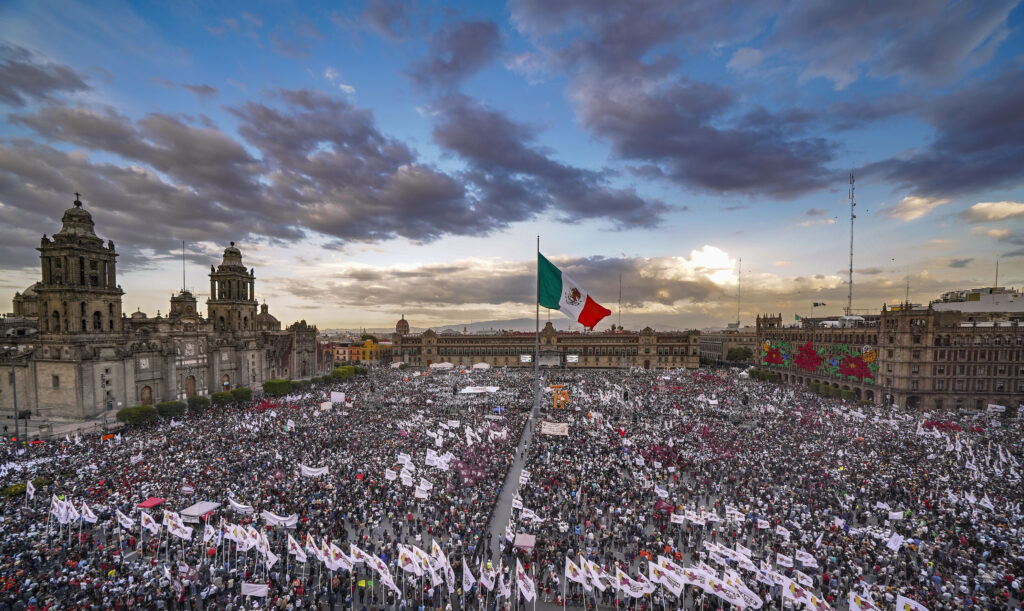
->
140;385;153;406
865;390;875;403
185;375;196;398
301;361;307;377
221;374;230;389
906;395;921;409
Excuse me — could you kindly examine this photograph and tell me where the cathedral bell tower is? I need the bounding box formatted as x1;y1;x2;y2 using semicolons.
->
207;242;257;333
35;194;123;336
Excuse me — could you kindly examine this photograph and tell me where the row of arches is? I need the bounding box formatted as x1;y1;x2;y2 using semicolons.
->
46;302;117;333
779;372;876;404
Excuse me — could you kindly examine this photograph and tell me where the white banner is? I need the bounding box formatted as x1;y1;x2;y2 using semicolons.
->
226;496;254;514
241;582;269;597
261;510;299;528
300;465;329;478
331;391;346;404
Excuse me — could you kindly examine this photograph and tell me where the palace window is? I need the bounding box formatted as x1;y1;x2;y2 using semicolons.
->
52;375;60;389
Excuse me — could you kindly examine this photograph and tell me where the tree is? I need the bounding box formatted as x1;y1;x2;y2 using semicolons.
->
211;391;234;407
360;333;378;343
155;401;186;418
262;379;292;395
727;347;753;363
187;395;210;413
116;405;159;425
230;387;253;403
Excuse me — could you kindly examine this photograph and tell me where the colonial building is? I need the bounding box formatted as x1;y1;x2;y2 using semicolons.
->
0;196;327;422
756;292;1024;410
391;319;700;369
699;326;757;364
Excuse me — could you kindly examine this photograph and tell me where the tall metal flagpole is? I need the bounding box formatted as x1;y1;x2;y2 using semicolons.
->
535;236;540;382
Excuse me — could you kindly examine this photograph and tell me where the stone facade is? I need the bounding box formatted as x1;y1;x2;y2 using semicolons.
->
0;196;327;422
699;327;757;364
755;302;1024;411
391;319;700;369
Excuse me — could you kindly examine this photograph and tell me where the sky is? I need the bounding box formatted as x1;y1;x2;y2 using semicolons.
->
1;0;1023;332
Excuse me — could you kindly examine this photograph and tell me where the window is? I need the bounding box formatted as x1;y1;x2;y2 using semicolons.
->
935;399;943;409
935;380;944;390
977;366;985;375
887;349;894;358
995;380;1005;391
911;350;920;359
936;365;945;375
911;381;918;390
911;365;919;374
886;364;893;373
955;380;964;391
52;375;60;388
975;380;985;391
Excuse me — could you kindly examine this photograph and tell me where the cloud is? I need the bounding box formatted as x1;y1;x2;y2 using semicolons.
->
799;218;836;227
206;17;239;36
862;66;1024;197
804;208;828;216
505;52;546;84
431;94;669;228
726;47;764;72
359;0;416;40
0;45;90;107
768;1;1017;89
153;78;218;101
6;89;666;267
948;257;973;268
962;201;1024;223
409;20;502;90
572;72;834;198
324;67;355;94
882;195;951;221
971;227;1012;239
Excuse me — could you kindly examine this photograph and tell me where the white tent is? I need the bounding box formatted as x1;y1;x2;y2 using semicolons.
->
738;371;750;379
471;362;491;370
390;362;403;369
429;362;455;370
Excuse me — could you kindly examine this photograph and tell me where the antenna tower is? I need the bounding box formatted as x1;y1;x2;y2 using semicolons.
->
736;257;742;327
618;273;622;328
182;240;186;292
846;172;856;316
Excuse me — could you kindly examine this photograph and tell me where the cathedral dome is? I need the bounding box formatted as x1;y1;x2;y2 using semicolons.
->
55;195;97;238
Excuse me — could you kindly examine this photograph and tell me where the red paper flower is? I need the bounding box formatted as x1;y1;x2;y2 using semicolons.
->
794;342;823;372
839;355;872;381
764;347;784;365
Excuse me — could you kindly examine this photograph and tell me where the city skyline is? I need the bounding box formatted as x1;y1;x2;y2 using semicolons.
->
2;0;1023;331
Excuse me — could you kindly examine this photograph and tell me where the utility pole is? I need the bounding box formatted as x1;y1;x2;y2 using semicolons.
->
846;172;856;316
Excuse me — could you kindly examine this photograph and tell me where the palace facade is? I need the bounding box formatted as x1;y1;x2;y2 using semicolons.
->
391;319;700;370
756;293;1024;411
1;196;327;422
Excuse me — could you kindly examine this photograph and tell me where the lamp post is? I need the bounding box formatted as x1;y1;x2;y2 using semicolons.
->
3;346;31;444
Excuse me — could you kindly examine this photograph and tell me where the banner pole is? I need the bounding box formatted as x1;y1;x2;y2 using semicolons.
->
535;235;539;382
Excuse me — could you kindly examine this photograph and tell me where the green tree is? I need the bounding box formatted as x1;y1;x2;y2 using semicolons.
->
726;347;753;363
187;395;210;413
359;333;378;343
116;405;159;425
262;379;292;395
155;401;186;418
230;387;253;403
211;391;234;407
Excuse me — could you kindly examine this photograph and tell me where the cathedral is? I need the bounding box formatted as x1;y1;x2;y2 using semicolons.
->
1;196;325;422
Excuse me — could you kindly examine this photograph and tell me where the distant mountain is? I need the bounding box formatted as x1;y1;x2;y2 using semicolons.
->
434;318;576;333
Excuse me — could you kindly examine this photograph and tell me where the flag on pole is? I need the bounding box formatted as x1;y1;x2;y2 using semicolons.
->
116;510;135;530
81;502;98;524
894;594;929;611
140;512;160;535
813;302;826;307
538;253;611;330
26;480;35;500
463;561;476;591
515;558;536;602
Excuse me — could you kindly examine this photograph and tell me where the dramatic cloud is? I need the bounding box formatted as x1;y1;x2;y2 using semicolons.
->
359;0;416;39
431;94;669;228
768;1;1017;89
882;196;951;221
863;66;1024;196
409;20;501;90
962;201;1024;223
572;72;834;197
0;45;90;107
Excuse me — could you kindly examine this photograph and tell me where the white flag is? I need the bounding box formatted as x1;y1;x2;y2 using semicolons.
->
241;582;269;597
116;510;135;530
515;559;536;602
894;594;929;611
140;511;160;535
287;534;307;563
463;562;476;591
26;480;35;500
81;503;98;524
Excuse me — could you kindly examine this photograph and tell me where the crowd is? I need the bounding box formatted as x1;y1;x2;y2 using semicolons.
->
505;369;1023;611
1;368;533;610
1;363;1022;611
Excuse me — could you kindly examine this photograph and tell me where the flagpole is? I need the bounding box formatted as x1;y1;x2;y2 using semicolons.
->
535;235;539;384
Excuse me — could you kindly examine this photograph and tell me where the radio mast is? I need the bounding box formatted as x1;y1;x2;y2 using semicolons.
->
736;257;742;327
846;172;856;316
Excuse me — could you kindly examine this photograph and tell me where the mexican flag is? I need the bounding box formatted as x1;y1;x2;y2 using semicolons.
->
538;253;611;330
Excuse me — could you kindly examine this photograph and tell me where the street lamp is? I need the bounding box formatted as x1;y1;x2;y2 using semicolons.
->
3;346;31;444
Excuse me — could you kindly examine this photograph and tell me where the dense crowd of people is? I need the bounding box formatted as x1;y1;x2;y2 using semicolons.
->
1;364;1022;611
508;370;1023;611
